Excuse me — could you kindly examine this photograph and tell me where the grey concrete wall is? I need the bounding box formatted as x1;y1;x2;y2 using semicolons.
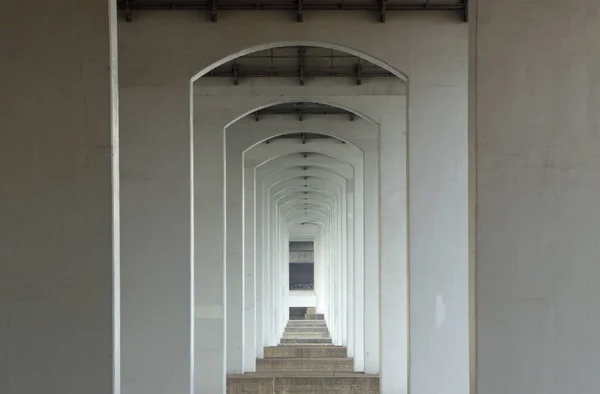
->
0;1;117;393
475;2;600;393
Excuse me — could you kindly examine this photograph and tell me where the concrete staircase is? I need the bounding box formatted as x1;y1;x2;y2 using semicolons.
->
227;314;379;393
280;319;332;344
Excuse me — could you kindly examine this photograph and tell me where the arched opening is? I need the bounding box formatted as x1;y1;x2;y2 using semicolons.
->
191;42;407;393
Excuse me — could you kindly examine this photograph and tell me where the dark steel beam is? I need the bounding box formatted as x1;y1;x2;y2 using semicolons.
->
232;61;239;85
297;0;304;21
117;1;467;22
252;107;353;120
125;0;133;21
264;133;338;144
211;0;218;21
379;0;387;22
208;68;393;79
298;47;305;86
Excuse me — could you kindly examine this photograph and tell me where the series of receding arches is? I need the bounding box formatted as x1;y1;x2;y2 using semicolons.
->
189;41;411;393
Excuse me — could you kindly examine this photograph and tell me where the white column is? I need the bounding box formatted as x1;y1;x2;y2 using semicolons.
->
346;187;355;359
226;141;244;373
353;168;366;372
194;120;226;392
363;147;380;374
0;1;117;393
315;235;325;313
253;172;264;358
243;166;257;368
380;107;408;393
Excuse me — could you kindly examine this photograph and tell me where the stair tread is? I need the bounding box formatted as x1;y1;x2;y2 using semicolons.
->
228;372;377;378
259;357;353;361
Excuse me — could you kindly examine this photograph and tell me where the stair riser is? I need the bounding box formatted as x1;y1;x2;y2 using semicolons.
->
257;359;354;373
264;347;348;358
281;338;332;344
285;326;328;332
305;314;325;320
227;377;379;394
283;333;330;338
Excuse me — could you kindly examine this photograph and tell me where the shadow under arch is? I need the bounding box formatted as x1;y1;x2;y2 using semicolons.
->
228;99;378;131
190;41;408;83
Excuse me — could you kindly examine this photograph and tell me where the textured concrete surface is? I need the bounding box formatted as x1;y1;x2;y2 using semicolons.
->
287;321;327;326
264;346;348;359
474;1;600;393
281;338;333;344
0;1;117;393
286;327;328;333
257;358;354;373
227;374;380;394
283;332;330;338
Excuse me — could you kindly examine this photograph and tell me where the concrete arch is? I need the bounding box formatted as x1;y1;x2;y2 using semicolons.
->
268;168;347;189
247;138;362;169
191;41;408;84
262;159;354;180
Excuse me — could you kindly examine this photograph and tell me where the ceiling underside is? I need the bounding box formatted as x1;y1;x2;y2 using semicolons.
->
117;0;468;22
252;102;354;120
206;46;397;85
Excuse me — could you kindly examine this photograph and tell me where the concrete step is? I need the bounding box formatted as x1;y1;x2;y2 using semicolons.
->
283;333;330;339
285;326;329;333
257;357;354;373
281;337;333;344
227;373;379;393
305;313;325;320
264;346;348;358
287;321;327;327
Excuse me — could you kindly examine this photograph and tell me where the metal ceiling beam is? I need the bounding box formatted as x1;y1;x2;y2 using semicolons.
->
208;67;394;84
117;1;468;22
264;133;341;144
252;106;356;120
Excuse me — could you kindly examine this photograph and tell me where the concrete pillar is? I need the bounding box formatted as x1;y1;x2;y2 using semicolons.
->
0;1;117;393
379;107;408;393
226;138;244;374
243;165;258;366
194;119;225;392
346;188;355;359
120;32;192;394
363;148;380;375
474;2;600;393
